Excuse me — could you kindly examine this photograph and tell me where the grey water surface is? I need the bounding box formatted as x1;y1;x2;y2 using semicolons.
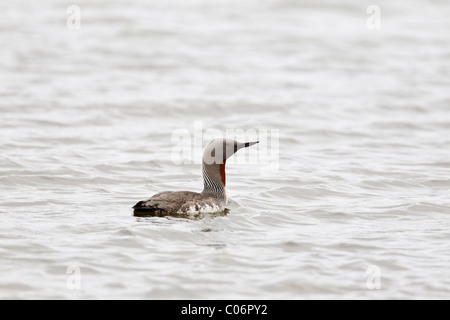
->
1;0;450;299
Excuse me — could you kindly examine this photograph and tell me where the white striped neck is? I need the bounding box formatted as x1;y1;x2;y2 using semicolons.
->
201;162;227;204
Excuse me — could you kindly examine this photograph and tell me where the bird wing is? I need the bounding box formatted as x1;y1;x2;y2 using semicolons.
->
133;191;204;215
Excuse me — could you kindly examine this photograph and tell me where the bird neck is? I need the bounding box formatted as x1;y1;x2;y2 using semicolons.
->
202;161;227;202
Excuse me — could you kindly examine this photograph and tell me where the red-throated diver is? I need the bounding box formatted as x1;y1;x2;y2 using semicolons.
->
133;139;259;216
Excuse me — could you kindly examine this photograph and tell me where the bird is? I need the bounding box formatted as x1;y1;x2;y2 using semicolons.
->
133;138;259;217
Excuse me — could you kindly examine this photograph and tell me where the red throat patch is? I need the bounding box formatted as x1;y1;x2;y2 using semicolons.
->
220;161;226;187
